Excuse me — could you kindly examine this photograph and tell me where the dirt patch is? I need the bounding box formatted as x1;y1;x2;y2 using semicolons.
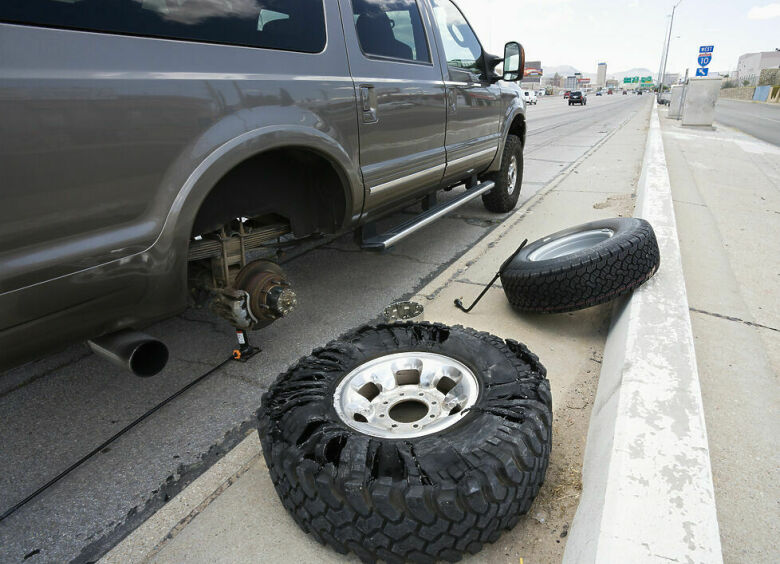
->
593;193;635;216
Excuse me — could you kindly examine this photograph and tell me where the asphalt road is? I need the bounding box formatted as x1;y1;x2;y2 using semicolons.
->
715;98;780;146
0;94;649;564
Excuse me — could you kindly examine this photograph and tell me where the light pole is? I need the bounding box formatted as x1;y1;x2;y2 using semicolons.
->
659;0;683;91
657;15;671;90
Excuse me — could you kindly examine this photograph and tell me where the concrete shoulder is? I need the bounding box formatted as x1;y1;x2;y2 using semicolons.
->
564;105;723;563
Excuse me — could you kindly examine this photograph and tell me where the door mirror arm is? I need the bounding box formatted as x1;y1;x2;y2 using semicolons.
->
482;52;503;84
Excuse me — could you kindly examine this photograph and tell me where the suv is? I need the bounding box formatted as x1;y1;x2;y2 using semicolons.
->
0;0;527;372
522;90;538;105
568;91;586;105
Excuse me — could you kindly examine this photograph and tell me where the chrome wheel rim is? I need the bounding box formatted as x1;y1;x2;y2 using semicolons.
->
333;352;479;439
528;228;614;261
507;155;518;195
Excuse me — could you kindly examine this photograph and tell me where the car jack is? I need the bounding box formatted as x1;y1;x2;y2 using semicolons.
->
232;329;260;362
454;239;527;313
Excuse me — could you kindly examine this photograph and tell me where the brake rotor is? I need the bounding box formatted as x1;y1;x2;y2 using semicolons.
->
233;260;297;329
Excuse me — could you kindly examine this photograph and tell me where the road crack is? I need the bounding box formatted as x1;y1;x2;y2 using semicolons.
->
689;307;779;332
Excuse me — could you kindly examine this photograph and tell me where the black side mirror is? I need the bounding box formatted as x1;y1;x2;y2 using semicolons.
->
503;42;524;82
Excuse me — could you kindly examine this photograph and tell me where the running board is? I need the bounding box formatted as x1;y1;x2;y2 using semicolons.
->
361;180;495;250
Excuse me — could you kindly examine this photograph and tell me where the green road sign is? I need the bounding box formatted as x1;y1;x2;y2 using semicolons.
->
623;77;631;83
641;76;652;83
631;77;639;83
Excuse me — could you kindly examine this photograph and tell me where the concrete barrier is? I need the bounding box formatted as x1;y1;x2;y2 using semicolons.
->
563;106;723;563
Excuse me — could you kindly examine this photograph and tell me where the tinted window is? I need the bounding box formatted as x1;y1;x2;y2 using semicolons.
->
352;0;430;63
430;0;482;73
0;0;326;53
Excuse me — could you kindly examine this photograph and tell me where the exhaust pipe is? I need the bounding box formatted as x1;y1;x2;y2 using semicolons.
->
88;329;169;377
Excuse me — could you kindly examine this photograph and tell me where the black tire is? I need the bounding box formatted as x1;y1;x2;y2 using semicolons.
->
501;218;660;313
258;322;552;563
482;135;523;213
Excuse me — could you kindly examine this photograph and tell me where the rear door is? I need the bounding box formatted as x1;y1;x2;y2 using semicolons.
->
340;0;447;214
427;0;501;186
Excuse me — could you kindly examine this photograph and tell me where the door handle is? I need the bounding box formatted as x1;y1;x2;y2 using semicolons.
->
360;85;378;124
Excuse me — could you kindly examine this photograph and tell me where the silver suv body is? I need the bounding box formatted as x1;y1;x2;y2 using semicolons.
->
0;0;526;370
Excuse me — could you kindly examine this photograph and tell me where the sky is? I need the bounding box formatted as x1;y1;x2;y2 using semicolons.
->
455;0;780;77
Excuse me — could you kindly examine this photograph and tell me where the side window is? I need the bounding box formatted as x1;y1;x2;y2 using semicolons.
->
430;0;482;73
351;0;430;63
0;0;326;53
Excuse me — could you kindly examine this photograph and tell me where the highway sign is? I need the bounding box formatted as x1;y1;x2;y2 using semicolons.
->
631;76;639;83
641;76;652;83
698;55;712;66
699;45;714;54
696;68;709;77
623;77;631;84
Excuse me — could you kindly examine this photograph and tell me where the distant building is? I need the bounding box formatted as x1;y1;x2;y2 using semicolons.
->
736;50;780;86
662;73;680;86
597;62;607;87
565;75;578;89
606;79;619;89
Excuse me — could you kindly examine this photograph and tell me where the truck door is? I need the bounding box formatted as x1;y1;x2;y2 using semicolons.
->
339;0;447;215
427;0;502;185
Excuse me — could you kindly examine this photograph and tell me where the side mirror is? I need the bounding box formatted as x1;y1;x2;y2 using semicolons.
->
503;42;524;82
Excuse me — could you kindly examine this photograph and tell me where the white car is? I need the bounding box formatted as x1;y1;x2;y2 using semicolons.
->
522;90;538;105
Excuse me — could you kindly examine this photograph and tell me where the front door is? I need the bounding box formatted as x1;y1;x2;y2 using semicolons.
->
339;0;447;214
427;0;502;185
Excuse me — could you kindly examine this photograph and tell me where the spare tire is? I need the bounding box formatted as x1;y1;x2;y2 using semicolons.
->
501;218;659;313
258;322;552;563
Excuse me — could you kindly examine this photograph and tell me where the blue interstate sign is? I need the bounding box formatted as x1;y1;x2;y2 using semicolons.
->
699;45;714;53
696;67;709;77
698;55;712;66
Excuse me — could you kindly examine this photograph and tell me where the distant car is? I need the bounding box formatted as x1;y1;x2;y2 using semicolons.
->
564;90;571;99
608;89;614;95
522;90;538;105
596;91;603;96
637;90;643;96
623;90;628;95
569;91;586;106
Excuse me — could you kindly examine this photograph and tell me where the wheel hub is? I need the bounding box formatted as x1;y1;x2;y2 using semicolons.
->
527;228;614;261
333;352;479;439
231;260;297;329
507;155;518;195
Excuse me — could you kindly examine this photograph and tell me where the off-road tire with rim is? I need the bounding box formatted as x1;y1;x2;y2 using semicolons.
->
258;322;552;563
482;134;523;213
500;217;660;313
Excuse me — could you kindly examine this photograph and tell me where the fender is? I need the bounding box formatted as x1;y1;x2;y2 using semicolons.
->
486;92;526;174
151;107;363;251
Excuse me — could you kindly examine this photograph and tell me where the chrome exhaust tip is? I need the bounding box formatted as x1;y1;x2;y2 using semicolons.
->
88;329;169;377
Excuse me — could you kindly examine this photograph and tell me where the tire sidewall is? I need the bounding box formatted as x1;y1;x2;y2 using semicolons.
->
262;323;550;477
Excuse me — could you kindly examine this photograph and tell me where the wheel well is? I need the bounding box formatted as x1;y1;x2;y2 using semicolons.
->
191;147;349;237
509;114;526;147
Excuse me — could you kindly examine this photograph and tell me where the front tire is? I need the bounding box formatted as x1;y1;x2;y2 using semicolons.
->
482;134;523;213
259;323;552;563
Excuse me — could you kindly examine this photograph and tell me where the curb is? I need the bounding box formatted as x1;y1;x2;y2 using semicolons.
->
563;105;723;562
